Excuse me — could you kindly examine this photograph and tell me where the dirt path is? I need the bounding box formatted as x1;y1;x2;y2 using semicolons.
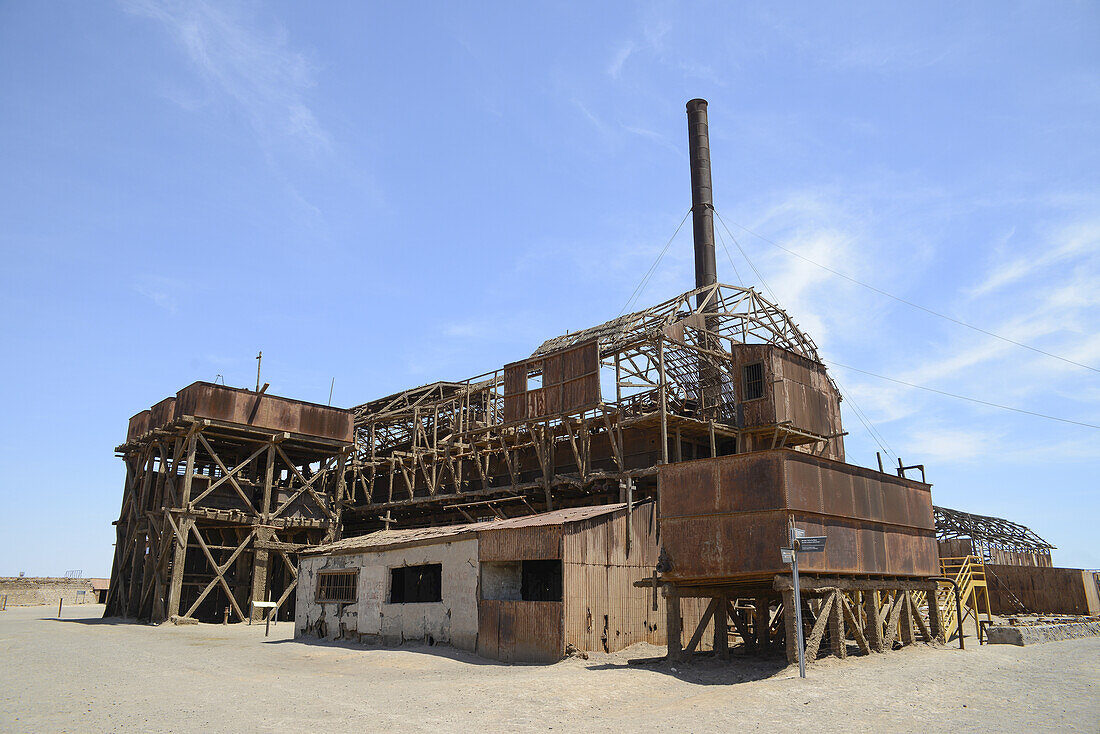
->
1;604;1096;732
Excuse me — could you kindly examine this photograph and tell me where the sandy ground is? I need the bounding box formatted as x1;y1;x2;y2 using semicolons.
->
0;604;1096;733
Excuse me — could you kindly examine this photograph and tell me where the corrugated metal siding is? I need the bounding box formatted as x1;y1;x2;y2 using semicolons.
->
479;525;562;561
561;504;685;653
477;599;563;663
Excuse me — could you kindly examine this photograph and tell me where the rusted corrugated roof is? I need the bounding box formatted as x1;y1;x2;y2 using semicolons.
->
303;503;633;557
481;503;628;529
302;522;488;556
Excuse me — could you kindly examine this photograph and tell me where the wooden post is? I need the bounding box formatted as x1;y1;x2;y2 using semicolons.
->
658;338;668;465
167;431;198;618
250;527;273;623
928;587;944;644
666;587;682;662
713;594;729;659
782;588;799;665
755;596;770;650
829;590;846;658
864;590;883;653
625;478;633;559
899;591;915;646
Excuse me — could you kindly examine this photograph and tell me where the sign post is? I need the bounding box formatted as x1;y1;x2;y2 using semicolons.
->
782;529;827;679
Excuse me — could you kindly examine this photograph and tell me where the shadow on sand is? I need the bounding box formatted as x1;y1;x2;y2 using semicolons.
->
586;646;794;685
47;614;156;626
263;634;520;667
275;633;795;682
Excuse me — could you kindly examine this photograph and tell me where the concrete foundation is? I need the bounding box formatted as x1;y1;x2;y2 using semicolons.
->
987;619;1100;646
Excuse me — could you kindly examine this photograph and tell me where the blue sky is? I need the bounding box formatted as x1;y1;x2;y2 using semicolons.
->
1;2;1097;576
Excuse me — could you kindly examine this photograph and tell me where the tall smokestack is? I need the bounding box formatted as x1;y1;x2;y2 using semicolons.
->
687;98;717;301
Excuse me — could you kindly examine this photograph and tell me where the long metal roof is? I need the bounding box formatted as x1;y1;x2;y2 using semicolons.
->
303;503;633;557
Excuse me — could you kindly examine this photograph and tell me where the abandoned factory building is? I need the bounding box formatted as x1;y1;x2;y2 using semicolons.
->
297;502;711;663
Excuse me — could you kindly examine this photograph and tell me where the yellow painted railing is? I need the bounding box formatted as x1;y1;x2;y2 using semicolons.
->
934;555;994;644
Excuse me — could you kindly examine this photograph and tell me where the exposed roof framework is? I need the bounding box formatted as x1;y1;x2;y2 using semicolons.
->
354;283;822;425
533;282;821;360
934;505;1054;553
339;282;844;531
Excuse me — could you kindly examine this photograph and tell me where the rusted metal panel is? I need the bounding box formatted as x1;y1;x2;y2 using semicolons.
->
502;340;600;423
985;565;1098;615
658;450;938;581
659;460;718;517
149;397;176;430
717;452;786;513
479;524;561;562
174;382;353;443
661;511;791;581
126;409;151;441
478;599;562;663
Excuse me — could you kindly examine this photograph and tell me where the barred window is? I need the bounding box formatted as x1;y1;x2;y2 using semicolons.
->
390;564;442;604
316;570;358;603
742;362;765;401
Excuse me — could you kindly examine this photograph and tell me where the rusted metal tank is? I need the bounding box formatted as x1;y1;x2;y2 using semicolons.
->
173;382;354;443
126;410;151;441
149;397;176;430
658;449;937;582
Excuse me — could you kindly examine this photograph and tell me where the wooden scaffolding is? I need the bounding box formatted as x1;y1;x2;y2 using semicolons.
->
106;409;351;624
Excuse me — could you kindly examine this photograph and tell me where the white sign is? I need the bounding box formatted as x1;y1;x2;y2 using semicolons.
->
797;536;827;553
781;548;794;564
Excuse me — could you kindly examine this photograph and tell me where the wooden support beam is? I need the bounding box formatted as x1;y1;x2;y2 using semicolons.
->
909;591;933;643
781;590;799;665
841;593;872;655
882;591;905;650
755;596;770;651
802;591;834;661
684;596;720;657
666;588;682;662
728;600;754;652
829;590;846;659
712;594;729;659
899;591;915;646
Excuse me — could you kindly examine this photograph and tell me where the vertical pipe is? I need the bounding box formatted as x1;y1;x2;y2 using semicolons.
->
686;98;717;300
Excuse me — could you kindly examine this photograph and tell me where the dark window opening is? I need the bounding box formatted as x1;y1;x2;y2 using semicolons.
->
316;570;357;603
742;362;765;401
521;559;562;601
390;564;442;604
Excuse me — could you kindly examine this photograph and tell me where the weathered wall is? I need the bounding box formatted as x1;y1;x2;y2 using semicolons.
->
986;565;1100;616
296;539;480;651
480;562;522;601
0;578;101;606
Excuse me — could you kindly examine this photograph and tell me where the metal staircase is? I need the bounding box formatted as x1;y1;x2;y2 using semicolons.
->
930;555;995;645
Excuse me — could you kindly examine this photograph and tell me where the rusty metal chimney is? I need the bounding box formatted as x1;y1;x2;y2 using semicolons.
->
687;98;717;301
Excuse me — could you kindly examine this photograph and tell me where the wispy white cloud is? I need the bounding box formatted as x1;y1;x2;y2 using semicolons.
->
123;0;330;157
967;218;1100;298
134;274;192;314
607;42;634;79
